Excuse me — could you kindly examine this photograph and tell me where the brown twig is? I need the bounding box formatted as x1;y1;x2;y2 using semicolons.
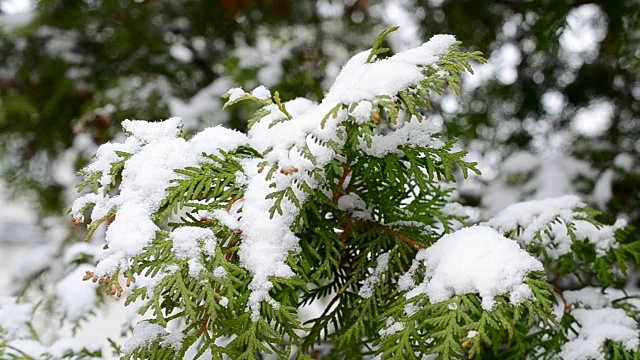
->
554;286;573;313
226;194;244;212
366;220;422;251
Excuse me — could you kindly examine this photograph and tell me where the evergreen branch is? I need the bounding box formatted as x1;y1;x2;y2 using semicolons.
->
367;26;399;63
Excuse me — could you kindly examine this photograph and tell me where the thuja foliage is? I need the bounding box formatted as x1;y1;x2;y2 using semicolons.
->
69;28;640;359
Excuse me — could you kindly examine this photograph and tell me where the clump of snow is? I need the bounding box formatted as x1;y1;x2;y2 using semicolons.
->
123;321;184;354
324;34;456;104
251;85;271;100
401;226;543;310
349;101;373;124
500;150;539;175
47;338;100;357
573;218;626;256
225;87;245;102
560;308;638;360
230;34;459;318
485;196;624;258
0;296;33;340
359;252;390;299
213;266;227;279
169;77;232;129
3;339;46;358
485;195;584;243
359;115;440;157
337;193;371;220
170;227;216;260
379;317;405;337
72;118;247;277
563;287;630;310
55;265;98;321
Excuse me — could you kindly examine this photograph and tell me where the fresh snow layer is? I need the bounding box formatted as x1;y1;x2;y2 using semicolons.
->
560;308;639;360
324;34;455;104
358;252;390;299
402;226;543;310
359;115;440;157
123;321;184;354
232;34;458;317
74;34;460;318
0;296;33;340
72;118;247;277
485;195;584;239
55;265;98;321
485;195;624;258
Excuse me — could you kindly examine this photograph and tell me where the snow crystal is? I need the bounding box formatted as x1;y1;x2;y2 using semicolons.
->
559;308;638;360
123;321;184;354
219;296;229;307
404;226;543;310
0;296;33;340
467;330;479;338
358;252;390;299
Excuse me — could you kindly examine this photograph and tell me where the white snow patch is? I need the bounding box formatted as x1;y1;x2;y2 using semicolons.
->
560;308;638;360
72;118;247;277
123;321;184;354
55;265;98;321
404;226;543;310
359;116;439;157
0;296;33;340
359;252;390;299
485;195;584;243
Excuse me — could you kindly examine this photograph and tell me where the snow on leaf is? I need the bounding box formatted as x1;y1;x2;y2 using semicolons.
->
560;308;639;360
0;296;33;340
404;226;543;310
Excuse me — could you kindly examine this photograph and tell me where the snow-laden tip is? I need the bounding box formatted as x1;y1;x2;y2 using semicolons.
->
123;321;184;354
402;226;543;310
560;308;639;360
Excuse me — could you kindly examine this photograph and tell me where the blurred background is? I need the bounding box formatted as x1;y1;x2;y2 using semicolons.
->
0;0;638;355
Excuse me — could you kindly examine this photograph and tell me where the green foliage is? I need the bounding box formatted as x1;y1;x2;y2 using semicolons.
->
378;273;555;359
57;26;640;359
